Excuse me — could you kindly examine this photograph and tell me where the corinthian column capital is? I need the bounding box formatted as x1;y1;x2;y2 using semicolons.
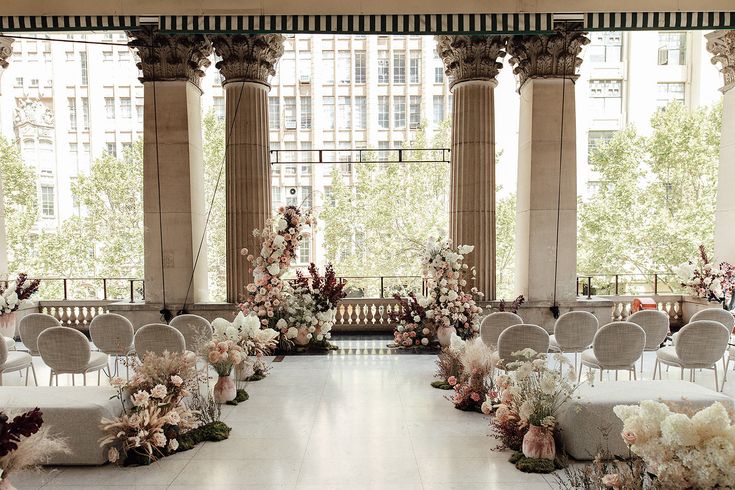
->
435;35;508;88
0;36;14;70
706;30;735;93
210;34;285;86
127;27;212;87
507;28;590;90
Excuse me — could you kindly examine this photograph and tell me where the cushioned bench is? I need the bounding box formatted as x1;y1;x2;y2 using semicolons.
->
557;380;735;460
0;386;121;465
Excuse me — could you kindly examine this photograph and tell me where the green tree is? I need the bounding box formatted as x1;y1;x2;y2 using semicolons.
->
496;192;516;299
202;111;226;301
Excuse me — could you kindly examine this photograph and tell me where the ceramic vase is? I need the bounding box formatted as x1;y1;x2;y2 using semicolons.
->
522;424;555;460
0;311;16;338
293;329;310;346
213;371;236;403
436;326;456;347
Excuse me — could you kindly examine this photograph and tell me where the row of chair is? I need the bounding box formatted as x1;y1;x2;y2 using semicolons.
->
0;313;215;386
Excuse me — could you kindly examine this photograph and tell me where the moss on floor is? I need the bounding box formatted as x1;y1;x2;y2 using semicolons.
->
226;389;250;405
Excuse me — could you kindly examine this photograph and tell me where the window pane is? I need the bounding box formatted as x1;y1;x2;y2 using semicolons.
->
323;96;335;130
268;97;280;129
300;96;312;129
354;50;366;83
378;51;389;83
393;52;406;83
393;96;406;128
409;50;421;83
378;96;389;129
354;96;367;130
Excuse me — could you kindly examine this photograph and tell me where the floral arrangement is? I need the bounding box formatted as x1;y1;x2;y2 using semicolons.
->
0;408;67;483
552;452;655;489
0;274;40;316
100;351;199;465
676;245;735;305
390;292;433;348
238;205;314;342
202;334;246;377
212;312;279;358
613;400;735;488
433;336;465;389
423;238;483;339
447;335;498;412
497;295;526;314
287;263;346;347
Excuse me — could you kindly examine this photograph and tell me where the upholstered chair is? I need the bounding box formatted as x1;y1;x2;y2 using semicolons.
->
38;326;108;386
0;332;35;386
497;324;550;370
580;322;645;382
133;324;186;359
480;312;523;348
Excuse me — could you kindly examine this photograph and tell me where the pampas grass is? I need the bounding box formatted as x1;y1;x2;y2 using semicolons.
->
0;423;68;480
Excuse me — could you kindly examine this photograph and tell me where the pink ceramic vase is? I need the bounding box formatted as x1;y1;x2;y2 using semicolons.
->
213;371;236;403
0;311;16;338
522;424;556;460
436;326;456;347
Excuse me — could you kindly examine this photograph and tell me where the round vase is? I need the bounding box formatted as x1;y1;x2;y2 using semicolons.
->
213;371;236;403
522;424;555;460
293;329;310;346
0;311;16;338
234;360;255;381
437;326;456;347
0;478;17;490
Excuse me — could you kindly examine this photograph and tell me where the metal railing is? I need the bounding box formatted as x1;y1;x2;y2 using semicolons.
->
576;273;682;299
336;275;429;299
270;147;451;165
1;277;144;302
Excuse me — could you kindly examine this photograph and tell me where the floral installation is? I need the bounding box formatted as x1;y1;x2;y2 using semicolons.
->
552;452;658;489
212;312;279;360
613;400;735;489
676;244;735;307
0;273;40;316
238;205;315;348
100;351;201;466
202;334;247;377
432;334;465;389
423;238;484;340
390;292;434;349
497;294;526;314
0;408;68;484
447;335;498;412
288;263;346;348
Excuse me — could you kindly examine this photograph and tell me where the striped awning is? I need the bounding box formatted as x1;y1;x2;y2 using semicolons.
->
0;12;733;34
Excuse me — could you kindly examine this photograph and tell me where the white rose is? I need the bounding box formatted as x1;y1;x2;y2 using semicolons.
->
267;263;281;276
276;318;288;329
413;315;421;322
457;245;474;254
276;217;288;232
447;290;458;301
286;327;298;339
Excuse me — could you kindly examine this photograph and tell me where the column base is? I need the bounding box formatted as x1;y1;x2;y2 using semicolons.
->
107;301;239;328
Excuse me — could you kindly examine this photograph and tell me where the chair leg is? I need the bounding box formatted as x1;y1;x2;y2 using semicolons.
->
98;370;101;386
30;364;37;386
714;366;720;392
615;370;618;381
693;370;697;382
628;369;632;380
600;369;603;382
723;357;731;389
49;370;54;386
71;374;75;386
25;367;29;386
681;368;684;380
578;365;583;383
633;368;637;380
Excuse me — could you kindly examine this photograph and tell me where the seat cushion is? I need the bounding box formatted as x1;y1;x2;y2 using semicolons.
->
656;346;682;366
548;335;560;352
2;351;32;371
4;336;14;351
86;351;109;371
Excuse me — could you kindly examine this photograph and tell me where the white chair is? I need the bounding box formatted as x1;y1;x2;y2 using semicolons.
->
89;313;135;379
18;313;60;385
549;311;598;372
38;326;108;386
653;320;729;392
134;324;186;359
497;324;549;370
170;314;213;352
628;310;670;373
0;332;35;386
580;322;645;382
480;312;523;348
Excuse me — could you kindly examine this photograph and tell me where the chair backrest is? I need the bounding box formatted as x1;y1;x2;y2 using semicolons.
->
675;320;730;366
480;312;523;347
628;310;670;350
18;313;61;355
0;334;7;366
690;308;735;332
38;326;92;373
134;324;186;359
592;321;645;368
553;311;598;351
497;324;549;366
169;314;213;351
89;313;134;355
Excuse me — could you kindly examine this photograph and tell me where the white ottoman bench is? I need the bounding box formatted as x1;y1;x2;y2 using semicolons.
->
557;380;735;460
0;386;121;465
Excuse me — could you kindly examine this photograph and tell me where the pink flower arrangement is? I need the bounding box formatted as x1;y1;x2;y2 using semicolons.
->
202;336;246;377
389;292;433;348
677;245;735;304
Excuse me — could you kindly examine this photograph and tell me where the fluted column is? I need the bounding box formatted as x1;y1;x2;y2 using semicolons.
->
436;35;507;299
707;31;735;264
508;28;589;303
0;36;13;279
211;34;284;303
128;28;211;307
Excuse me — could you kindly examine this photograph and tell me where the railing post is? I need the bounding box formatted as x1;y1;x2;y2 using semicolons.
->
380;277;385;299
654;274;659;295
102;278;107;300
130;280;135;302
587;276;592;300
615;274;619;295
576;276;579;296
63;278;68;300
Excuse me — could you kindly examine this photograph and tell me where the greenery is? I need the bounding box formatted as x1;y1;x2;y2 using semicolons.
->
430;380;453;390
509;451;562;474
177;421;232;451
225;389;249;406
202;111;227;301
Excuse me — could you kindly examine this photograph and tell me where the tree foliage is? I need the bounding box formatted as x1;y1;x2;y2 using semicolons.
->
202;111;226;301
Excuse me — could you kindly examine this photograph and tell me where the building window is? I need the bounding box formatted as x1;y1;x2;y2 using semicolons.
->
433;95;444;124
118;50;130;62
270;142;281;174
377;51;389;83
409;96;421;129
393;96;406;128
393;52;406;83
588;32;623;63
81;97;89;129
106;142;117;157
587;130;617;156
323;96;335;130
301;186;312;209
299;51;311;82
300;96;312;129
271;186;282;209
79;51;88;84
14;77;23;87
284;97;297;129
120;97;132;118
324;186;335;206
656;82;685;108
409;50;421;83
298;238;311;263
41;185;55;217
354;96;367;130
136;100;144;123
213;96;225;120
82;143;90;162
283;142;296;167
268;97;280;130
589;80;622;114
337;50;351;84
68;98;77;130
103;50;113;61
300;142;312;175
280;51;295;85
69;143;78;159
658;32;686;66
378;141;390;161
322;50;334;84
433;53;444;83
378;96;389;129
354;50;366;83
105;97;116;119
338;96;352;129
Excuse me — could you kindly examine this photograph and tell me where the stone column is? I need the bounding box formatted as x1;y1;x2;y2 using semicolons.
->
707;31;735;263
0;37;13;280
210;34;284;303
435;35;507;300
128;28;211;308
507;29;589;303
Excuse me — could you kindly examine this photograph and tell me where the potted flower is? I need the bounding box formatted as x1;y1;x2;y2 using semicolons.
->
0;274;40;339
202;336;246;404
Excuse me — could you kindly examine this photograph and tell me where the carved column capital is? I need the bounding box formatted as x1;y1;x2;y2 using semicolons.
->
706;30;735;93
507;28;590;90
126;27;212;87
435;35;508;88
210;34;285;86
0;36;14;70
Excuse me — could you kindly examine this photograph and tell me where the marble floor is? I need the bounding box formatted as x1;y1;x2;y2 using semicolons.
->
5;340;735;489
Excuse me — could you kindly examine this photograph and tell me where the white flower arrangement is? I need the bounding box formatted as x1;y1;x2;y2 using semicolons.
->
677;245;734;303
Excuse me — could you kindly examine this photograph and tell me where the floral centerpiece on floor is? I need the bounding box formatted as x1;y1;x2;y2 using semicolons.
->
100;351;200;465
433;332;465;388
238;205;315;349
447;335;498;412
677;244;735;307
0;408;67;486
202;332;247;404
613;400;735;488
390;292;433;349
423;238;483;342
212;312;278;381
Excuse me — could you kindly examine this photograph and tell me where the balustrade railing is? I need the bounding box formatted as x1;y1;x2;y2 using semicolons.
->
38;300;115;330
